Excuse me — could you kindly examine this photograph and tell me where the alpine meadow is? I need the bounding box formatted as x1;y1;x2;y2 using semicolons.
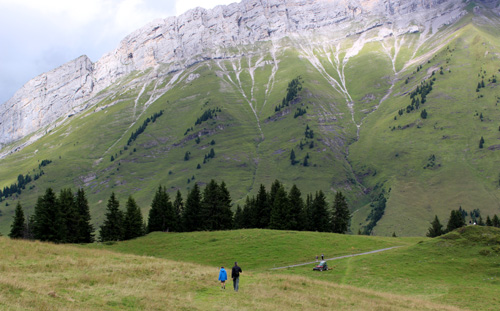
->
1;0;500;309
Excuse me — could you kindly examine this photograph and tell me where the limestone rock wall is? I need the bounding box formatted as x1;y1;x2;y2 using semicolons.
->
0;0;468;148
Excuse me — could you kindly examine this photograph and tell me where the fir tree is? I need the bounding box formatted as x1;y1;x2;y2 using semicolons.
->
173;190;184;230
241;196;256;228
147;186;176;232
331;191;350;234
58;188;77;243
269;184;289;230
303;193;314;231
287;184;304;231
446;210;465;232
420;109;428;119
99;192;124;242
182;183;203;231
486;215;493;226
426;215;443;237
290;149;297;165
123;196;144;240
311;191;330;232
9;202;25;239
33;188;63;242
477;216;485;226
233;205;244;229
75;188;94;243
479;136;484;149
493;214;500;228
200;180;233;231
255;184;270;228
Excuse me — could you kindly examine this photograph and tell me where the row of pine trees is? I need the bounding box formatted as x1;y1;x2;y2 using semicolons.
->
9;188;94;243
9;179;352;242
427;209;500;237
233;180;350;233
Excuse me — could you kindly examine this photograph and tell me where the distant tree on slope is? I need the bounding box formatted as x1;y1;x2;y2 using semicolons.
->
426;215;444;237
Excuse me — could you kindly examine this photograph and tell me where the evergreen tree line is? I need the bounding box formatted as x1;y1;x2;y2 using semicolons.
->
1;161;50;201
9;188;94;243
9;180;351;243
233;180;351;233
127;110;164;146
274;77;303;112
427;208;500;238
195;107;221;126
397;75;435;119
362;193;387;235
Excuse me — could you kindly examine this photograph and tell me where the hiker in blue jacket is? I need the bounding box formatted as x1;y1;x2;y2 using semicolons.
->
218;266;227;289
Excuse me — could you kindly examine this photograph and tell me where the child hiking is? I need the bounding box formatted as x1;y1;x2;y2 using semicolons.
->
218;266;227;289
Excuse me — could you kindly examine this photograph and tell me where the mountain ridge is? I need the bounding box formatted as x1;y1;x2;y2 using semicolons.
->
0;0;469;151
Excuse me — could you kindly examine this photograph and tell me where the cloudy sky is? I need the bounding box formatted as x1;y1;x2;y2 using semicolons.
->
0;0;238;104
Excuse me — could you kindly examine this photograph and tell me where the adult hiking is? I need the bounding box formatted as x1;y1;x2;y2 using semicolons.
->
231;262;243;292
218;266;227;289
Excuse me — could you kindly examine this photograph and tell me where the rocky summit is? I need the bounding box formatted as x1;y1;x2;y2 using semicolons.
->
1;0;468;149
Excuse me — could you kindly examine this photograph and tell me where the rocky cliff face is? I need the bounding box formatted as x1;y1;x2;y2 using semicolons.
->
0;0;468;149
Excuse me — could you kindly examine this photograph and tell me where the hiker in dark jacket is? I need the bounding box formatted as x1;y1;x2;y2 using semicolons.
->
231;262;243;292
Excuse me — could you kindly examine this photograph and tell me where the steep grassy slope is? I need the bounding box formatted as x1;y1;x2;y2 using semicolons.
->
349;13;500;235
0;8;499;236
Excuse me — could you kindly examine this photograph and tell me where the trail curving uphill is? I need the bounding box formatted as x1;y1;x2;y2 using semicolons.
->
269;246;403;270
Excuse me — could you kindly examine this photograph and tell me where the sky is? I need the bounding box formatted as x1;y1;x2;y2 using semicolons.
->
0;0;237;104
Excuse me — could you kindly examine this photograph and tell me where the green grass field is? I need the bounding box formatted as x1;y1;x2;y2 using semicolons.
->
1;226;498;310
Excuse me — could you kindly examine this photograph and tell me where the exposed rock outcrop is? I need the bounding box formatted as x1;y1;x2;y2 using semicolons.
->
0;0;472;149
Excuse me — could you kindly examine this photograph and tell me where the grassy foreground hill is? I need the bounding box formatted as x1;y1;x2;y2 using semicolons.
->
5;227;499;310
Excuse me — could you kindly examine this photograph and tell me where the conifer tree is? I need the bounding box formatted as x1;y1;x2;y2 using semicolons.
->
486;215;493;226
75;188;94;243
426;215;443;237
331;191;350;234
182;183;202;231
290;149;297;165
233;205;244;229
58;188;77;243
200;180;233;230
288;184;304;231
99;192;124;242
311;191;330;232
255;184;270;228
269;185;289;230
303;193;314;231
241;196;256;228
33;188;63;242
9;202;25;239
477;216;485;226
123;196;144;240
217;181;234;230
420;109;427;119
446;210;465;232
24;215;35;240
173;190;184;230
493;214;500;228
479;136;484;149
147;186;176;232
